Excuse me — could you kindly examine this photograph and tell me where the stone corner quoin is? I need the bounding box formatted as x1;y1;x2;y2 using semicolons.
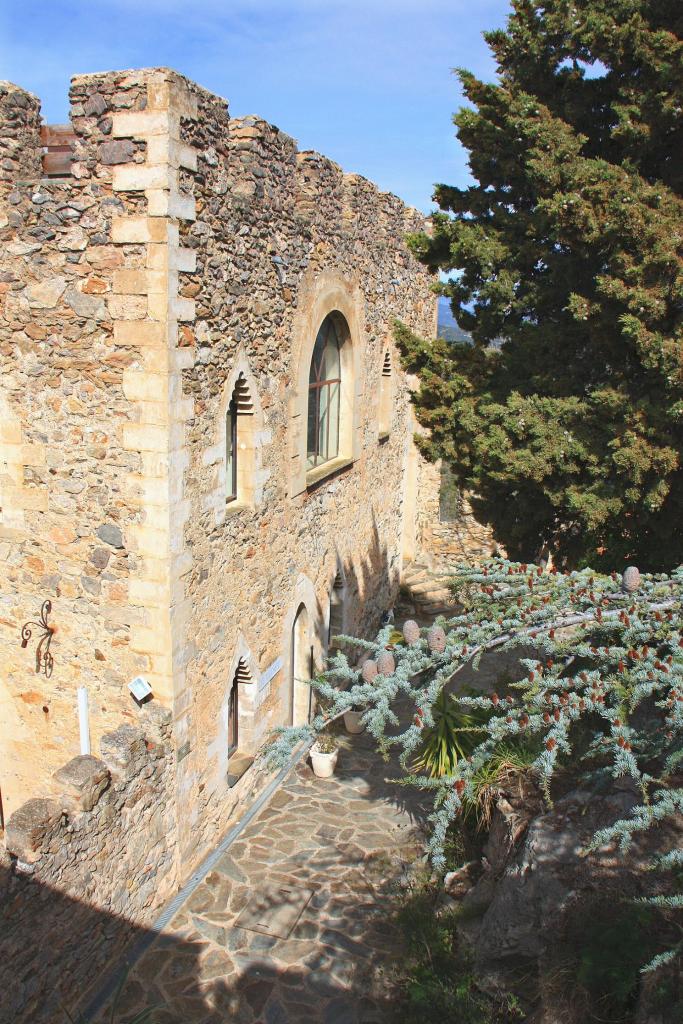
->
0;63;439;897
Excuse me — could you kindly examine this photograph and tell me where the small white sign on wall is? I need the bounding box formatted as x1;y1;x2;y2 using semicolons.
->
259;656;283;692
129;676;152;703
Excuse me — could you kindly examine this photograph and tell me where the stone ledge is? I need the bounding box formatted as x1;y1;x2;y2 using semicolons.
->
305;455;354;489
227;752;254;789
5;797;61;863
100;723;146;774
52;754;110;812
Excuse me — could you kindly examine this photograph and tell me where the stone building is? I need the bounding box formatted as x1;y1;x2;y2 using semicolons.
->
0;67;437;874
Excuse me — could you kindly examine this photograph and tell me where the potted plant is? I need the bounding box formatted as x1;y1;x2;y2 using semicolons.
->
310;731;339;778
343;707;365;734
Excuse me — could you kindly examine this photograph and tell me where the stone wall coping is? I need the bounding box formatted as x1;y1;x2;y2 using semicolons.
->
70;67;228;112
99;723;146;772
5;797;62;862
4;65;424;225
3;713;172;868
52;754;110;812
0;80;40;101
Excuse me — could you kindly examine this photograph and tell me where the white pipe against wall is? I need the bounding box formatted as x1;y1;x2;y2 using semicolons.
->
77;686;90;755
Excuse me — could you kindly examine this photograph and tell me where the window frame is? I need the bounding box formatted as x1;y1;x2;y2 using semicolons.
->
306;314;343;471
227;676;239;756
379;347;392;441
226;396;238;503
288;273;364;498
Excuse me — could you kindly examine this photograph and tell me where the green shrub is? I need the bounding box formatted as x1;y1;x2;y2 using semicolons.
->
544;899;674;1023
392;883;523;1024
410;687;491;778
266;558;683;975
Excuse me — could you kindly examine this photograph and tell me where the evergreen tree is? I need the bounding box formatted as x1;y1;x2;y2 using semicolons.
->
399;0;683;570
266;558;683;973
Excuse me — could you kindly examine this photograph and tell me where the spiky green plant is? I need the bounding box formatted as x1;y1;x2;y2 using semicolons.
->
265;557;683;974
409;688;489;778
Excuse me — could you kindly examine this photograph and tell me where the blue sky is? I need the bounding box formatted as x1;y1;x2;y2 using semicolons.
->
0;0;510;212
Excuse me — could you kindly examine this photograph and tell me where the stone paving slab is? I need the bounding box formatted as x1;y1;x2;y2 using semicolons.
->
236;885;314;939
113;728;429;1024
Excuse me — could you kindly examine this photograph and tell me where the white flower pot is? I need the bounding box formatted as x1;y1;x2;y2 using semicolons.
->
343;710;365;734
310;745;338;778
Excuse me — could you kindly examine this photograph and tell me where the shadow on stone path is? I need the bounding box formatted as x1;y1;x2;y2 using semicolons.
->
117;729;430;1024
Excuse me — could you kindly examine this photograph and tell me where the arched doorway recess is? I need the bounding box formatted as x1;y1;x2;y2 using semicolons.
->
291;603;314;726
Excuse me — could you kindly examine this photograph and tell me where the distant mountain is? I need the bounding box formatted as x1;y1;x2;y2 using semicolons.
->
437;296;472;344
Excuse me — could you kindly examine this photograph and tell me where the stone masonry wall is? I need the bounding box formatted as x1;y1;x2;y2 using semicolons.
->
0;704;178;1024
0;73;161;817
415;460;502;569
0;67;439;876
162;80;437;868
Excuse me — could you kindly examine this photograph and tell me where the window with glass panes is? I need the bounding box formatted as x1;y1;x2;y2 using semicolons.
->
307;313;345;469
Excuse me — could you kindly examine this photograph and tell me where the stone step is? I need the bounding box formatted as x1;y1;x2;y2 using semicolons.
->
415;605;457;619
414;600;454;614
401;562;430;581
409;579;452;596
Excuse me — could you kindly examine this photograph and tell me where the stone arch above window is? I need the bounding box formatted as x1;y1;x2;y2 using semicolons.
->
234;656;253;686
210;632;260;782
203;351;270;526
289;271;363;496
281;573;325;727
379;346;393;440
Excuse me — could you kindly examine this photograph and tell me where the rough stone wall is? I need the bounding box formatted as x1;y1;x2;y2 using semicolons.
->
414;460;501;569
0;81;43;192
0;704;178;1024
163;81;437;868
0;73;160;817
0;67;437;874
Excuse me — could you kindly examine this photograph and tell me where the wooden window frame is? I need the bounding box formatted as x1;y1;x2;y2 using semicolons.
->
307;315;343;470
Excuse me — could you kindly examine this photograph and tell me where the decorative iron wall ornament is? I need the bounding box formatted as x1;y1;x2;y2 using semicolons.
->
20;600;55;677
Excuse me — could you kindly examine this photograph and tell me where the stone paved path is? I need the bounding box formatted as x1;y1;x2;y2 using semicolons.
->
114;729;429;1024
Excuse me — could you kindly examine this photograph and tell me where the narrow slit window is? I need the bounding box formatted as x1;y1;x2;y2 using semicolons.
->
224;372;255;507
227;676;239;756
379;348;392;438
226;397;238;502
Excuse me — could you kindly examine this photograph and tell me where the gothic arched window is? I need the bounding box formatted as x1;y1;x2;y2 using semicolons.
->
224;372;254;505
306;313;346;470
379;348;392;439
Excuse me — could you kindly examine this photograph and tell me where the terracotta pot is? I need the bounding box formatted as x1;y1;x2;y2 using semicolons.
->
343;709;365;734
310;744;338;778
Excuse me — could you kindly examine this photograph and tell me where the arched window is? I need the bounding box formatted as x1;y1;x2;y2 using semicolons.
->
227;656;253;757
306;313;346;470
379;348;392;439
225;372;254;505
227;674;239;755
291;603;314;726
220;636;262;790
